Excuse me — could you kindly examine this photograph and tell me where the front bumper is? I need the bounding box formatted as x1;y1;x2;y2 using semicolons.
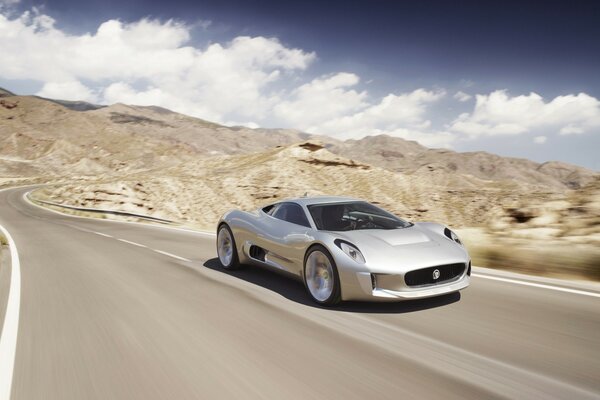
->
340;269;470;301
371;276;470;299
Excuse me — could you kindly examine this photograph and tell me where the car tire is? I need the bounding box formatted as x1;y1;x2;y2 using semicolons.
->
303;245;342;306
217;224;241;270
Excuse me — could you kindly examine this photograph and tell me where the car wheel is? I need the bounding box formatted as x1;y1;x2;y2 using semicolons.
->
217;224;240;270
304;245;341;306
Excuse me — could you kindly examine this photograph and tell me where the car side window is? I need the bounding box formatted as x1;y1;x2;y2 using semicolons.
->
262;204;277;215
272;203;311;228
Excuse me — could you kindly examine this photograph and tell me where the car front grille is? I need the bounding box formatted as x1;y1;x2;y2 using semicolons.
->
404;263;466;287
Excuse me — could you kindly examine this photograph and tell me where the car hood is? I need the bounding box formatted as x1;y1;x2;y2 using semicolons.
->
331;225;468;272
335;225;437;247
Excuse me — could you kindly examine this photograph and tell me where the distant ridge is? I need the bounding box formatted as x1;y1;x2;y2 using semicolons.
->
0;89;597;191
0;87;104;111
35;96;106;112
0;87;15;98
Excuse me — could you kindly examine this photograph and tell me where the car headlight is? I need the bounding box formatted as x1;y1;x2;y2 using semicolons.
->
334;239;366;264
444;227;462;245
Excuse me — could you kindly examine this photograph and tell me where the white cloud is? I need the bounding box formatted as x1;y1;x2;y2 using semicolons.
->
453;91;472;102
3;9;599;152
0;11;315;123
273;72;368;129
271;80;451;146
533;135;547;144
308;88;446;137
0;9;455;147
450;90;600;137
37;81;98;103
559;125;585;135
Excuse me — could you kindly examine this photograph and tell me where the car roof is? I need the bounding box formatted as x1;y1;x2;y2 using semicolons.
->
280;196;362;207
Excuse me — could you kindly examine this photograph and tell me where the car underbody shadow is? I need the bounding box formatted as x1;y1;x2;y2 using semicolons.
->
203;258;461;313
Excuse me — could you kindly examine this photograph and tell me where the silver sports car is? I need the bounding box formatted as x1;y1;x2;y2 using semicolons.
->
216;196;470;305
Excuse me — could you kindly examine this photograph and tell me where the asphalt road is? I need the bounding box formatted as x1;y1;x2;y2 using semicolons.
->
0;186;599;399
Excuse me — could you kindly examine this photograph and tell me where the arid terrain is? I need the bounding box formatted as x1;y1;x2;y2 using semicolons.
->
1;88;598;279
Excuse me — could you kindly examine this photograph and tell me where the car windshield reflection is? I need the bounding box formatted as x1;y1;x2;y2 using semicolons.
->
308;201;412;231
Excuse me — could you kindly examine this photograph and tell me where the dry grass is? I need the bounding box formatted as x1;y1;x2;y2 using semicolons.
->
469;244;600;281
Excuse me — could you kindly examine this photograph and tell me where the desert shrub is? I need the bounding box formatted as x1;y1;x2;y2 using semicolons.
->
580;254;600;281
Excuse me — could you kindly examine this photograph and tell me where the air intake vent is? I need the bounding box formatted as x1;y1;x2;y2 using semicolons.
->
249;245;266;262
404;263;466;287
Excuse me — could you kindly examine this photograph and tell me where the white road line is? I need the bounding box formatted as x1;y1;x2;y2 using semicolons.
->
0;225;21;400
152;250;191;262
93;231;113;238
65;225;95;234
472;273;600;298
116;238;147;248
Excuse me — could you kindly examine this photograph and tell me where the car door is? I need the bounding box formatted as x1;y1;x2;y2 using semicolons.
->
263;202;313;276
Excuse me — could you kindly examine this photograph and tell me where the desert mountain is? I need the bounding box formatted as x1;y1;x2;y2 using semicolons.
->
0;93;595;192
89;103;313;155
1;91;598;279
34;140;530;228
0;96;200;178
0;87;16;98
329;135;596;190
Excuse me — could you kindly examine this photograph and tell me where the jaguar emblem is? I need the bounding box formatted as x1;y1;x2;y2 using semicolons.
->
432;269;440;280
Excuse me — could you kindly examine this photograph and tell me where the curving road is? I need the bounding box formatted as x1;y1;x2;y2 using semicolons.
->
0;186;599;399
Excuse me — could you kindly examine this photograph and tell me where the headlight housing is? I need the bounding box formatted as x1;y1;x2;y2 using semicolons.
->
444;227;462;245
334;239;366;264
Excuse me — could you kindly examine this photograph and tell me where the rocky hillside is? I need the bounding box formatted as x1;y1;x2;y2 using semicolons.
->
89;103;312;155
0;87;16;97
0;95;310;182
0;96;198;179
329;135;597;190
1;91;595;191
33;140;556;230
2;91;598;231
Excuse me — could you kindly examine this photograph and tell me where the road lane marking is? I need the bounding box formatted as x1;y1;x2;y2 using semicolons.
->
93;231;113;238
0;225;21;400
472;273;600;298
152;250;191;262
116;238;147;248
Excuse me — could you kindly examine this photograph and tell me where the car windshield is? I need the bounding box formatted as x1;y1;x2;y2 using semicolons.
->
307;201;412;231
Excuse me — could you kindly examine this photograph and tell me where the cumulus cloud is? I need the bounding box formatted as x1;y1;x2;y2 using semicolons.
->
273;72;368;129
3;9;599;150
308;89;447;138
272;81;452;145
37;81;98;102
0;10;315;122
559;125;585;135
453;91;472;102
450;90;600;137
0;8;456;147
533;135;547;144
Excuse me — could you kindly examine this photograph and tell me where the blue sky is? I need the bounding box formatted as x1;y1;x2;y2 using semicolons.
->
1;0;599;169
